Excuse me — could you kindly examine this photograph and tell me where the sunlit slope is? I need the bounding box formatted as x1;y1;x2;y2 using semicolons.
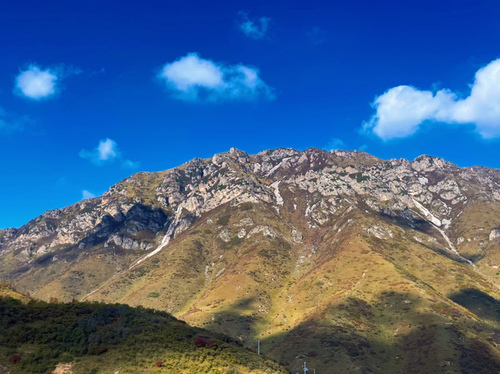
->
2;147;500;372
87;198;500;373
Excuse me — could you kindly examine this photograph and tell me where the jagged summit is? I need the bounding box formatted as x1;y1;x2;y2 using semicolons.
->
2;147;500;372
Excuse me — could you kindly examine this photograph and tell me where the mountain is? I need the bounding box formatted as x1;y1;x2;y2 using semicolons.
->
2;147;500;373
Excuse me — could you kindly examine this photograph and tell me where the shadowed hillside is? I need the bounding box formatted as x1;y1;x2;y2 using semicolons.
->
0;287;287;374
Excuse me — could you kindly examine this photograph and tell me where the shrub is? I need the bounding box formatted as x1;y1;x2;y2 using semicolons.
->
10;355;20;363
218;213;230;226
207;339;218;348
155;361;163;367
239;203;252;211
193;337;219;348
147;292;160;298
195;337;208;347
88;346;108;355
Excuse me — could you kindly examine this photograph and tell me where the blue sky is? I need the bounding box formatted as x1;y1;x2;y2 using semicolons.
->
1;0;500;228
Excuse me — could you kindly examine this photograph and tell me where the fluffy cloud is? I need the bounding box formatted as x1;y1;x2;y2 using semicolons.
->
80;138;118;163
80;138;139;168
15;65;58;100
159;53;273;101
97;138;118;161
365;58;500;139
82;190;96;200
237;12;270;39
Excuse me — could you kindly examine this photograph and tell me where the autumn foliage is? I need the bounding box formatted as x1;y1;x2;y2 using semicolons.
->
194;337;218;348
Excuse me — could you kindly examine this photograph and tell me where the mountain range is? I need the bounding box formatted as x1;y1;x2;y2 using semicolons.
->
2;147;500;373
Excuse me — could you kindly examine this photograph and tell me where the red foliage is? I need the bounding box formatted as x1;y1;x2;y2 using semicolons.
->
10;355;20;363
194;337;219;348
194;337;208;347
155;361;163;367
207;339;217;348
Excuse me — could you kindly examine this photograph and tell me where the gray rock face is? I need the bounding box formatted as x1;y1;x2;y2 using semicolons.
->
2;147;500;284
490;229;500;241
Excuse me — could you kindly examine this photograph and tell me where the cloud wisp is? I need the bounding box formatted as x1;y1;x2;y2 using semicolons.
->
158;53;274;101
79;138;139;168
305;26;327;45
364;57;500;140
324;137;346;151
82;190;96;200
237;12;271;40
0;108;27;133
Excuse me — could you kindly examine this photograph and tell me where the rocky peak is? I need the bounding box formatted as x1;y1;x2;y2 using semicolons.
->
229;147;249;162
3;146;500;279
211;148;249;166
412;154;453;172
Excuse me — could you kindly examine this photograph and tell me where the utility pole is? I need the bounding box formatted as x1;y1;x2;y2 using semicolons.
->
257;339;260;355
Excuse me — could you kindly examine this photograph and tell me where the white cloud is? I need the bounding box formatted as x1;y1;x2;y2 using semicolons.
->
97;138;118;161
238;12;270;40
159;53;273;101
365;57;500;139
82;190;96;200
80;138;139;168
80;138;119;163
161;53;223;92
15;65;58;100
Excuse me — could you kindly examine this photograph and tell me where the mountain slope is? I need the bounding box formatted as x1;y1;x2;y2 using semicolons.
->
0;293;285;374
2;147;500;372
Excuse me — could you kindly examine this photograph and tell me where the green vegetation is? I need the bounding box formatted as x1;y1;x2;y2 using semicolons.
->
218;213;230;226
349;172;370;183
0;297;286;374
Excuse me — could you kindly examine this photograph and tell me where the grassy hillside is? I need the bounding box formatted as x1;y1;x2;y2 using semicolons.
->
83;201;500;373
0;282;30;303
0;294;287;374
